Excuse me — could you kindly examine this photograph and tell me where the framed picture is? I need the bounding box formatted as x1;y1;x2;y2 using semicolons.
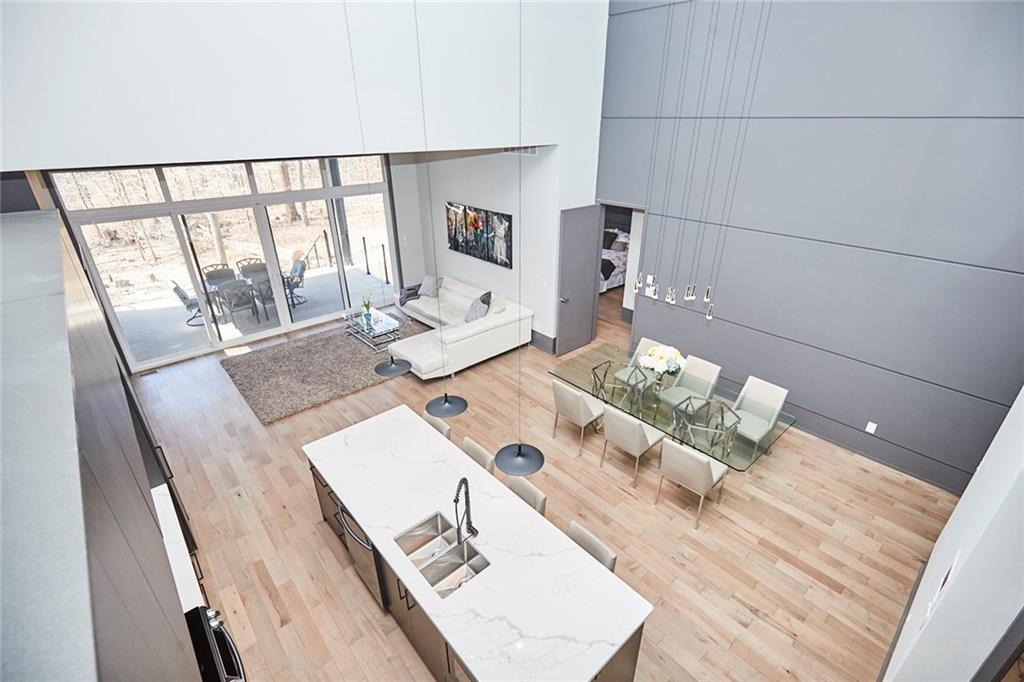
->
446;202;512;269
446;202;465;252
488;210;512;268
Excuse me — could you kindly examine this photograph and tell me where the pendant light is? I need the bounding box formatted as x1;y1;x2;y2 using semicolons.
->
701;0;774;324
374;355;411;377
496;2;544;477
412;2;467;419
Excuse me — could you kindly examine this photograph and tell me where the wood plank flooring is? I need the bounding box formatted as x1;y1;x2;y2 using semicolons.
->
134;287;959;681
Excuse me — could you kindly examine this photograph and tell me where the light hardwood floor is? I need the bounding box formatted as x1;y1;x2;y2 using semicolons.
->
134;287;959;681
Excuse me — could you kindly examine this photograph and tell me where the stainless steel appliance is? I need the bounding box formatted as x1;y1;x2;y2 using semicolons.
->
185;606;245;682
337;504;385;608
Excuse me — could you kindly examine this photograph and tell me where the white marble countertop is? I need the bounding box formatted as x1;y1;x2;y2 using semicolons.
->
304;405;652;681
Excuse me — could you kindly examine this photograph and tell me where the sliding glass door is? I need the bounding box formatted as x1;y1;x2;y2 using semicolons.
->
181;208;282;342
265;199;347;323
339;192;394;308
76;217;214;362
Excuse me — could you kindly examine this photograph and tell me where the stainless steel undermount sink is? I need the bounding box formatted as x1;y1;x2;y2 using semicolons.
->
395;513;490;598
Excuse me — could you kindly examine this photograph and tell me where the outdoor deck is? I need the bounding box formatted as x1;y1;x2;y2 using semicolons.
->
117;266;394;364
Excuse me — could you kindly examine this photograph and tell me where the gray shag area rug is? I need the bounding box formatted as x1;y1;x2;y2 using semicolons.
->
221;318;429;424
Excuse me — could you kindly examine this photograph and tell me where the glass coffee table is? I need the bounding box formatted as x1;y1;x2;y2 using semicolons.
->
345;308;401;352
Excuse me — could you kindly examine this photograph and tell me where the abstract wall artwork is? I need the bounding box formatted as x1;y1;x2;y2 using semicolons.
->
445;201;512;268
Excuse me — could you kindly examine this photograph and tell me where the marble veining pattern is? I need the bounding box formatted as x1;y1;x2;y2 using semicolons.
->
304;405;652;681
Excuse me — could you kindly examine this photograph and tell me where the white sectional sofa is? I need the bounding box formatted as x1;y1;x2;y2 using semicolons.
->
389;277;533;379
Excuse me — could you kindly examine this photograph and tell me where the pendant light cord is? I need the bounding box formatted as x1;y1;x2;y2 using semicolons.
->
711;0;774;298
516;0;523;446
681;0;724;293
662;0;699;290
693;0;746;286
412;0;450;390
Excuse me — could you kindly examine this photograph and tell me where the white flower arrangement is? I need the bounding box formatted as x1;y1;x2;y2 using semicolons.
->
638;344;683;375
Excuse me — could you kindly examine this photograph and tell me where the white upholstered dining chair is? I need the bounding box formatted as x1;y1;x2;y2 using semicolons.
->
507;476;546;515
421;410;452;440
552;380;604;455
732;376;788;458
657;439;728;529
601;405;665;487
568;520;617;572
460;436;495;474
655;354;722;421
607;336;659;406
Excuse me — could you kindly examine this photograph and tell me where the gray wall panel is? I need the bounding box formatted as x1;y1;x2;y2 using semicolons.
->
726;119;1024;272
604;2;1024;118
637;118;1023;272
601;5;669;117
609;0;676;17
632;295;1009;478
712;229;1024;404
752;2;1024;118
599;0;1023;492
597;118;656;207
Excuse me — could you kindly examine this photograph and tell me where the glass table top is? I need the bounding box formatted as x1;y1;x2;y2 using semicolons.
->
548;343;795;471
346;307;400;337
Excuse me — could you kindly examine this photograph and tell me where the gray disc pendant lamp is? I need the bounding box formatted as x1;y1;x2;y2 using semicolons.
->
374;355;411;378
495;442;544;477
418;122;467;419
495;5;544;477
425;392;468;418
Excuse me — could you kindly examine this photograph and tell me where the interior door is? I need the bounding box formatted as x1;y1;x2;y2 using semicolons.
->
555;205;604;355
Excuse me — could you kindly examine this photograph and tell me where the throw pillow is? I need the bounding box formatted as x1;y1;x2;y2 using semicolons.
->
488;295;507;314
420;275;443;297
464;291;491;322
399;284;421;306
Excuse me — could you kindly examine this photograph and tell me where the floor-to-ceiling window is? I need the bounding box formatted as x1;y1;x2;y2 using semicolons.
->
50;156;399;371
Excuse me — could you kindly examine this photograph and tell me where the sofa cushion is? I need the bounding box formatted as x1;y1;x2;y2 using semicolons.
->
420;274;443;297
402;296;441;324
389;331;444;375
464;292;491;322
440;277;484;301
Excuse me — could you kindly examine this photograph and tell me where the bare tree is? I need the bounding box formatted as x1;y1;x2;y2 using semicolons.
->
297;161;309;227
278;162;301;221
112;170;157;262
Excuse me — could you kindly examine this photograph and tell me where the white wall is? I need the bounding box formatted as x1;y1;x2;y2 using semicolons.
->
885;387;1024;680
390;148;561;338
1;1;607;176
389;153;432;284
2;0;608;345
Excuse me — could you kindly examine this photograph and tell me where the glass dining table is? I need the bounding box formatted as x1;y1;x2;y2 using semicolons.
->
548;343;796;471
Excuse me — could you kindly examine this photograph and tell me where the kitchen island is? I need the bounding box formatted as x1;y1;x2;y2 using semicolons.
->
304;405;652;681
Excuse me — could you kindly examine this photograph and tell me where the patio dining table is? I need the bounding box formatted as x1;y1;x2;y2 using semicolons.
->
548;343;796;471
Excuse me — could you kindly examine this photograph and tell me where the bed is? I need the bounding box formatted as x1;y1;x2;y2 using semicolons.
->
599;229;630;292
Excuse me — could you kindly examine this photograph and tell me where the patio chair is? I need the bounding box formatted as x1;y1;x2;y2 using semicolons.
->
201;263;236;289
171;280;203;327
236;257;267;278
283;255;307;307
217;279;260;324
251;276;275;320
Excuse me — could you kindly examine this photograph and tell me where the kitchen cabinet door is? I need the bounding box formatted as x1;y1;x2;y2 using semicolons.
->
407;591;448;681
381;561;412;638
